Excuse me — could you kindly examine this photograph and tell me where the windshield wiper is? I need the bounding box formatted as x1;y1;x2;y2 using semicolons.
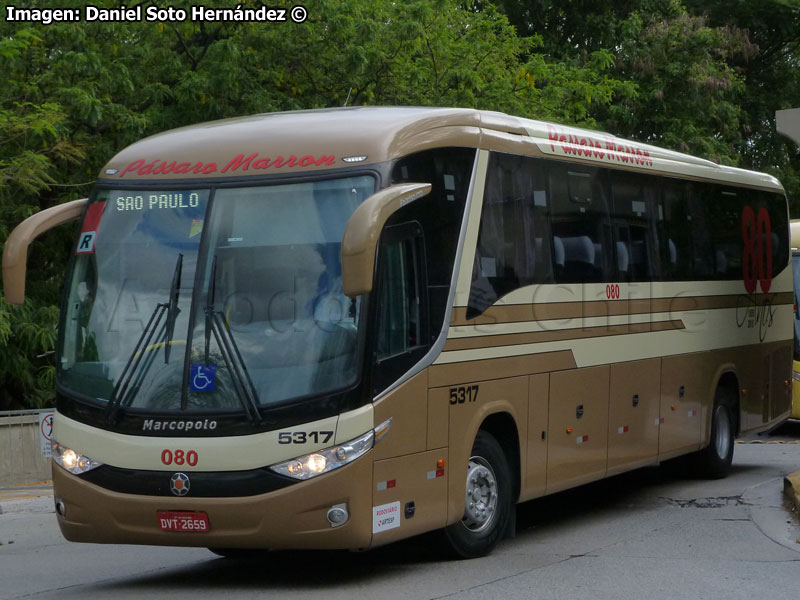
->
164;253;183;363
200;254;262;424
203;255;217;365
104;254;182;425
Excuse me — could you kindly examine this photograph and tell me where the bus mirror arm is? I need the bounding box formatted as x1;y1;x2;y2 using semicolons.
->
341;183;432;297
2;198;89;305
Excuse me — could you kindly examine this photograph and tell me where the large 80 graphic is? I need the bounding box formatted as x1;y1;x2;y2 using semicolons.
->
741;206;772;294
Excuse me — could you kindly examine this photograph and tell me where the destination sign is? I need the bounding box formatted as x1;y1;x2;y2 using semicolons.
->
114;192;201;211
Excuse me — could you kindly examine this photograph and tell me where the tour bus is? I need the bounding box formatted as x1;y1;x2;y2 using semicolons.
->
790;220;800;419
2;107;792;558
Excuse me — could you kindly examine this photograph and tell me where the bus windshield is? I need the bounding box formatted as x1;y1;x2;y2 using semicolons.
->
57;176;375;414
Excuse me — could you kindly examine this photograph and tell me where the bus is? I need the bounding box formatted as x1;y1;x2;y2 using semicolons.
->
2;107;792;558
790;220;800;419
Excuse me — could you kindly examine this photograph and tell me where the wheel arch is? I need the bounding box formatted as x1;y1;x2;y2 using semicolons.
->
477;411;521;504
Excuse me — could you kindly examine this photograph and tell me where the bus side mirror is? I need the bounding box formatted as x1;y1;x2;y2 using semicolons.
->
341;183;431;298
2;198;89;305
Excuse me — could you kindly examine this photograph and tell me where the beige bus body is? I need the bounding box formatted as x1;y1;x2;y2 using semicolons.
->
4;107;791;553
790;220;800;419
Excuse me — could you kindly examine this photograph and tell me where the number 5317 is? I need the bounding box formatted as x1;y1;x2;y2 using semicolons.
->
449;385;479;405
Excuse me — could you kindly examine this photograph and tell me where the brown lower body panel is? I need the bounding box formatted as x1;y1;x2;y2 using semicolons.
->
52;453;374;550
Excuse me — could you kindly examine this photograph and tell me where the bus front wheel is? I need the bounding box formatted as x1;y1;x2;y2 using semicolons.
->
444;430;512;559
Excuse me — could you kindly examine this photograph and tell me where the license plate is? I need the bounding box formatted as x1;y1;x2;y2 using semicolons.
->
158;511;209;532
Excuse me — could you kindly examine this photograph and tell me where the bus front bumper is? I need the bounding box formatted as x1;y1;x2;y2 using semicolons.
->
51;454;374;550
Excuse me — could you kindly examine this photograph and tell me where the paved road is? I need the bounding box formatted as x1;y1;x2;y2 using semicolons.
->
1;442;799;600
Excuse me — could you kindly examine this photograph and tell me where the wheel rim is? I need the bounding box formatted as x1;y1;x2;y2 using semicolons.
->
461;456;498;532
714;405;731;459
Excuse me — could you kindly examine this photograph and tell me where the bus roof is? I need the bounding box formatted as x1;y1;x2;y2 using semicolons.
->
99;106;784;192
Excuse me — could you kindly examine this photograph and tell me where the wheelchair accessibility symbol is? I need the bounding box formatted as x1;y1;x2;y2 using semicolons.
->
190;364;217;392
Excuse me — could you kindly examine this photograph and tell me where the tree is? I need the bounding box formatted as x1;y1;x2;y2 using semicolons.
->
495;0;800;208
0;0;630;408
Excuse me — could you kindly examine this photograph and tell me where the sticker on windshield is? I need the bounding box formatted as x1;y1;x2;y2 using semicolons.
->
76;201;106;255
190;364;216;392
189;219;203;238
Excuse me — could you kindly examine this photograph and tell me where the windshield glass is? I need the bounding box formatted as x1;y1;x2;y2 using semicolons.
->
188;177;372;408
57;176;375;413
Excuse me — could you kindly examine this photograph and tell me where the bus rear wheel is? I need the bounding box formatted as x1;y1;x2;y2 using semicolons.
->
443;430;512;559
694;389;735;479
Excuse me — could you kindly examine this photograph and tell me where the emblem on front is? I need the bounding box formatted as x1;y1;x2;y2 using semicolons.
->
170;472;190;496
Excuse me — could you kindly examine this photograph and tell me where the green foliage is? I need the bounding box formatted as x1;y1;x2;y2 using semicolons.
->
601;7;749;164
495;0;800;208
0;0;629;409
1;0;799;407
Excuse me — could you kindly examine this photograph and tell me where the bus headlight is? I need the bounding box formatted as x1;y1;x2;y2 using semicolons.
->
52;440;102;475
269;429;374;480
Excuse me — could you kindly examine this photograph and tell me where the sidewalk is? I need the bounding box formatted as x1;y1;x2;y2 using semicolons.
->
0;481;53;514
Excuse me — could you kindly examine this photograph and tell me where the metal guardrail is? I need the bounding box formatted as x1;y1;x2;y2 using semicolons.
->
0;409;54;487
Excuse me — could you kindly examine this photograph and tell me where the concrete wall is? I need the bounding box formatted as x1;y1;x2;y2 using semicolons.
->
0;412;52;487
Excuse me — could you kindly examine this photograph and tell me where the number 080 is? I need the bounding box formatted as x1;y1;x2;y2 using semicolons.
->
161;449;198;466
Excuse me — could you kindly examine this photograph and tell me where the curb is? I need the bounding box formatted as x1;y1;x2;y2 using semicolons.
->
784;471;800;515
0;482;53;515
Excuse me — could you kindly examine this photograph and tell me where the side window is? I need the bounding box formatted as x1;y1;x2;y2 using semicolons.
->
373;223;428;394
658;183;788;285
657;181;694;280
549;163;611;283
609;173;658;281
761;190;789;279
740;189;789;292
687;183;719;278
468;153;553;317
704;185;747;279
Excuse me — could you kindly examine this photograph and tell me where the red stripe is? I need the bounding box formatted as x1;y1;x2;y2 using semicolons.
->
81;202;106;233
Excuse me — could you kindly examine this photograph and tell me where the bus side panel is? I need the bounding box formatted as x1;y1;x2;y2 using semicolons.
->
372;371;428;461
739;351;770;431
769;344;792;420
434;376;528;526
522;372;549;502
659;354;706;459
369;371;451;544
607;359;660;476
370;449;449;547
546;366;609;495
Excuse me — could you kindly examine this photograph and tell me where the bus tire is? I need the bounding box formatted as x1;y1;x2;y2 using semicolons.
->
695;389;735;479
208;548;262;559
443;430;512;559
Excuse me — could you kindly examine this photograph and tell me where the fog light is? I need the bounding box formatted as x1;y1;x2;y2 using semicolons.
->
55;498;66;517
327;503;349;527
